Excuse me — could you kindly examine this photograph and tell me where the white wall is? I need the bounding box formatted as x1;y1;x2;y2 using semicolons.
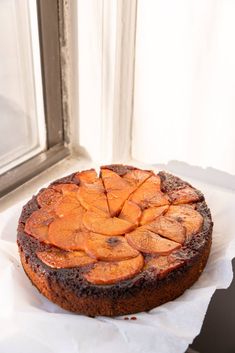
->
132;0;235;175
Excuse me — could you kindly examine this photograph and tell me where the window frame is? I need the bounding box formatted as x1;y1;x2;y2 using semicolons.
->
0;0;69;198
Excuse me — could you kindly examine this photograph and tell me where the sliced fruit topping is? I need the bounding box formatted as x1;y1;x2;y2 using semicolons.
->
84;254;144;284
101;168;137;216
74;169;98;185
146;216;186;244
166;205;203;237
76;170;110;215
129;175;170;209
84;233;139;261
168;186;201;205
119;200;141;225
37;248;96;269
83;211;135;235
37;188;62;208
140;205;169;225
122;169;153;188
25;209;55;243
52;183;79;195
48;208;87;250
53;195;81;218
145;254;183;276
126;228;181;255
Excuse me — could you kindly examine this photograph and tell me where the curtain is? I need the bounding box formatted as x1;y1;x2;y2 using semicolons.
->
132;0;235;175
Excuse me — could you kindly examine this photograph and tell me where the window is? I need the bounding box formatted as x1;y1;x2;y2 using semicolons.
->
0;0;69;197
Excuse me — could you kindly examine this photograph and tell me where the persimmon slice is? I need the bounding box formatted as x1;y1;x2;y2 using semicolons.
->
84;254;144;284
37;249;96;269
75;169;97;185
129;175;170;209
122;169;153;188
83;211;135;235
25;209;55;243
48;208;87;250
37;188;62;208
145;255;183;276
166;205;203;237
146;216;186;244
126;228;181;255
84;233;139;261
101;168;136;216
119;200;141;225
77;172;110;215
140;205;169;225
168;186;201;205
52;183;79;196
53;195;81;218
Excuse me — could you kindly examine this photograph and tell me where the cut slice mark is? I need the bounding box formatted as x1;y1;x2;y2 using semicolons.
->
145;216;186;244
126;228;181;255
140;205;169;225
99;168;111;216
101;168;153;217
128;175;170;210
119;200;142;225
101;168;136;217
77;173;110;215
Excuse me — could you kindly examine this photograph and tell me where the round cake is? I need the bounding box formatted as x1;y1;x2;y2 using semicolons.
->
17;165;213;317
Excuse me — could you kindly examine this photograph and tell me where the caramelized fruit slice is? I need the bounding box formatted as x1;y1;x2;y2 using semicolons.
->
168;186;201;204
37;249;96;269
101;168;137;216
140;205;169;225
84;233;139;261
25;209;55;242
146;216;186;244
48;208;87;250
53;195;81;217
83;211;135;235
122;169;153;188
166;205;203;237
37;188;62;208
126;228;181;255
119;200;141;225
129;175;170;209
84;254;144;284
145;254;183;276
75;169;97;185
52;183;79;196
77;171;110;215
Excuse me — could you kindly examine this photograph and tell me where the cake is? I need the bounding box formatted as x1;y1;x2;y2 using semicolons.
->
17;165;213;317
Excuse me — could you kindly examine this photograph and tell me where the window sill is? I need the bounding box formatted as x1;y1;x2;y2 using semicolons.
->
0;156;94;213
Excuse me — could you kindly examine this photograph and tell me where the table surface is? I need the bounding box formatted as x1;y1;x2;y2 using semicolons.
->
189;258;235;353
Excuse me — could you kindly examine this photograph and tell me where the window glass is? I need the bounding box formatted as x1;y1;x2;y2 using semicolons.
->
0;0;45;174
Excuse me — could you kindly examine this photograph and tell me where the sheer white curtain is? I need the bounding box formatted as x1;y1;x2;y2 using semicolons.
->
132;0;235;175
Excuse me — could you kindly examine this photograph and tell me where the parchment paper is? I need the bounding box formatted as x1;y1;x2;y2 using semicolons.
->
0;165;235;353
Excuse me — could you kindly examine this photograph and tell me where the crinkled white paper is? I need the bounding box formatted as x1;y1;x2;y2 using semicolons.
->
1;166;235;353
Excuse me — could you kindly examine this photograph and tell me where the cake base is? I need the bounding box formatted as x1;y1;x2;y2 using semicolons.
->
19;237;211;317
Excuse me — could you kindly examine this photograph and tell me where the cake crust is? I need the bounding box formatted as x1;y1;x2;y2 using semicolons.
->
17;167;213;316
